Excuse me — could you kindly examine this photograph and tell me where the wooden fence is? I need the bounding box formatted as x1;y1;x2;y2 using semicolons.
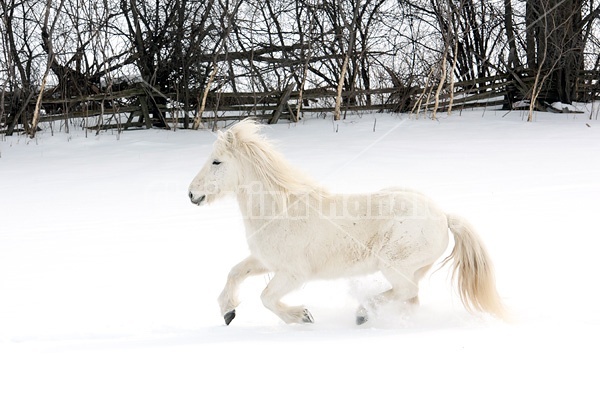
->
2;69;599;134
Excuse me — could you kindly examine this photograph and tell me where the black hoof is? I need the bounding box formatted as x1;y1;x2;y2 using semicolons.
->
302;309;314;323
224;310;236;325
356;315;368;325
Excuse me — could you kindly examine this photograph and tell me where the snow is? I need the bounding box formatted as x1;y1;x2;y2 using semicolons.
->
1;110;599;399
550;101;582;113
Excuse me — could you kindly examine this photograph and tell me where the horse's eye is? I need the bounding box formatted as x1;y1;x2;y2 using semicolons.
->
212;160;222;166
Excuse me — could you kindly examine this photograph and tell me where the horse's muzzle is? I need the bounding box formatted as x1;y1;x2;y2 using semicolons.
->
189;192;206;206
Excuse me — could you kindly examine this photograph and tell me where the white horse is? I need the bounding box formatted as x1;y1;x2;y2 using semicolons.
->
188;119;506;325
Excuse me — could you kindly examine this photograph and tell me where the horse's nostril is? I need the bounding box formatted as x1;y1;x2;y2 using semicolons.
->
189;192;206;205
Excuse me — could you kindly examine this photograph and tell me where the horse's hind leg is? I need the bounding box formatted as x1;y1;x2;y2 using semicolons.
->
261;272;313;324
218;256;269;325
356;263;432;325
408;264;433;305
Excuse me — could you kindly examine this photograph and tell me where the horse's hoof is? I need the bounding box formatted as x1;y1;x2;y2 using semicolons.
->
302;309;314;323
356;306;368;325
224;310;236;325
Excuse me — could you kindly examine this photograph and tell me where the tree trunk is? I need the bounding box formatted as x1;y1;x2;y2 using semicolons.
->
526;0;584;104
525;0;538;70
504;0;519;70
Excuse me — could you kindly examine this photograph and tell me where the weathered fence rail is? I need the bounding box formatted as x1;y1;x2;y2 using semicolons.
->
2;70;599;135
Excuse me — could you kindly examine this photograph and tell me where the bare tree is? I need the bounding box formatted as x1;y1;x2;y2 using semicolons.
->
30;0;66;137
523;0;600;105
1;0;599;134
333;1;360;120
0;0;38;135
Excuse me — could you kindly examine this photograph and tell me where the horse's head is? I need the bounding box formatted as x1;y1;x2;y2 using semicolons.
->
188;120;258;206
189;119;320;209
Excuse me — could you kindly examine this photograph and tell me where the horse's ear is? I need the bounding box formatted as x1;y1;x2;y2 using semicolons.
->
217;129;236;146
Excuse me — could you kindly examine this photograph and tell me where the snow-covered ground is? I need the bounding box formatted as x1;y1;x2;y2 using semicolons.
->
1;110;599;399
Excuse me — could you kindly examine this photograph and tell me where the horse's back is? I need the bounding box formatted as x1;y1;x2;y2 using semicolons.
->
316;189;449;275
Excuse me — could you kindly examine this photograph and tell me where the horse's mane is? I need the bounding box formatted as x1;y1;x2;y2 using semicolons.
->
218;119;328;207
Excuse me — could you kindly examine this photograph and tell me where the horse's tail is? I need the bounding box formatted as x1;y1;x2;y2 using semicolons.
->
442;214;508;320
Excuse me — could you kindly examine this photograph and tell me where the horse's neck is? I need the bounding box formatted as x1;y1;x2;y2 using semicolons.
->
234;158;325;221
236;186;317;221
236;184;289;220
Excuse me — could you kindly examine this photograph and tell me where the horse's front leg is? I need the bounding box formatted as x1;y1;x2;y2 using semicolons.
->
260;272;313;324
218;256;269;325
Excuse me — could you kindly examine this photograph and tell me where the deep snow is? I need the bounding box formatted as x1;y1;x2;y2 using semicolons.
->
1;110;599;399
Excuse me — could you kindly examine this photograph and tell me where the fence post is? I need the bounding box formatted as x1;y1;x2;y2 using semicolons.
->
139;95;153;129
268;83;294;124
